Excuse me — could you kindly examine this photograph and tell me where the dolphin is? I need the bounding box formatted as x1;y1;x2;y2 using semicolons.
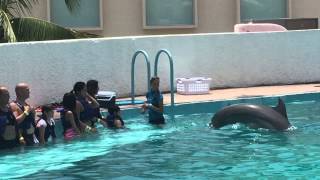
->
210;98;291;131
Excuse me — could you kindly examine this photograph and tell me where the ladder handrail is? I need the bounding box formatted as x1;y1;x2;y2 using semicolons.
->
154;49;174;107
131;50;151;104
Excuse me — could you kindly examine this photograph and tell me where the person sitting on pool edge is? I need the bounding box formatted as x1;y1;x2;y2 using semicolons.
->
141;77;165;125
104;105;124;128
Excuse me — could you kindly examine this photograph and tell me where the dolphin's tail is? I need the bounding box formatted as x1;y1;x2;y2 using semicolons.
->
272;98;288;119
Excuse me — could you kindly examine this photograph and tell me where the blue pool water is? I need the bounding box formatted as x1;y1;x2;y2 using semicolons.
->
1;93;320;179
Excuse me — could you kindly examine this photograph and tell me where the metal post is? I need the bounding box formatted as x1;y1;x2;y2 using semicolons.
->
131;50;151;104
154;49;174;107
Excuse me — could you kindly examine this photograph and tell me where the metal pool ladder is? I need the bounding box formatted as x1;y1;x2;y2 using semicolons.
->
154;49;175;108
131;50;151;104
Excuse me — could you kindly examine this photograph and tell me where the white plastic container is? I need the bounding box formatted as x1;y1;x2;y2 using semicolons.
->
176;77;212;95
96;91;117;108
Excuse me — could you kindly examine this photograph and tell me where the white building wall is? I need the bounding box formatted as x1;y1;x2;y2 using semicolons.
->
1;30;320;105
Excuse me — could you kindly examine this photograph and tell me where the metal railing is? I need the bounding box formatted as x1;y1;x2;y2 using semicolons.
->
131;50;151;104
154;49;174;107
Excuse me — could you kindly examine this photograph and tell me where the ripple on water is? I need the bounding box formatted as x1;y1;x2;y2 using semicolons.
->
2;100;320;179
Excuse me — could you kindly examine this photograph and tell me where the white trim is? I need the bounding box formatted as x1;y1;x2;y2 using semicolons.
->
47;0;103;31
236;0;290;23
143;0;198;29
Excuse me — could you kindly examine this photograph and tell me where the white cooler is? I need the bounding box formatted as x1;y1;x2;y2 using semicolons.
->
96;91;116;108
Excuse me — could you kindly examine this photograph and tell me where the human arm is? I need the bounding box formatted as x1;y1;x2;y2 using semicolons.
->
76;100;83;122
146;100;163;113
65;111;81;135
79;120;97;133
86;93;100;109
38;126;45;144
10;103;32;124
114;118;124;128
145;94;164;113
50;119;57;140
18;129;26;145
141;92;150;113
97;118;108;128
37;119;47;144
141;103;148;113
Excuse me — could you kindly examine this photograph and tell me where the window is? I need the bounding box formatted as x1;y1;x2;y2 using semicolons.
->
143;0;198;29
239;0;288;22
47;0;103;30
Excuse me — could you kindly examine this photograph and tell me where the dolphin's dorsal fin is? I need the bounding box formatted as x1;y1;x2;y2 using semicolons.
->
272;98;288;119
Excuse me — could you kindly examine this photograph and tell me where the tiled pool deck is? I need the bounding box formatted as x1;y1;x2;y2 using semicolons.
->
119;83;320;108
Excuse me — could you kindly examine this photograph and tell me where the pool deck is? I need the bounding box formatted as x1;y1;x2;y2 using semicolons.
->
119;83;320;108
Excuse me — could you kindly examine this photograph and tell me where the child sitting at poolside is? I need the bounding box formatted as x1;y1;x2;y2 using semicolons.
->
35;105;56;144
105;105;124;128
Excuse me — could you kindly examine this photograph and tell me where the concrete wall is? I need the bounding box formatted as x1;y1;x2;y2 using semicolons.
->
1;30;320;105
27;0;320;38
29;0;237;37
291;0;320;25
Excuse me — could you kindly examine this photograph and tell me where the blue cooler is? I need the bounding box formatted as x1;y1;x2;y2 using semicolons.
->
96;91;116;108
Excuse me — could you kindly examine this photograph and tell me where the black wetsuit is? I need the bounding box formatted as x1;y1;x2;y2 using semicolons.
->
15;102;36;145
0;107;18;149
77;96;96;127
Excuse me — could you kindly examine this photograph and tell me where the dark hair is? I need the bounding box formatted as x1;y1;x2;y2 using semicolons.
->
87;80;99;96
62;93;76;111
150;76;159;84
72;82;86;95
108;105;120;115
41;105;53;120
42;105;53;113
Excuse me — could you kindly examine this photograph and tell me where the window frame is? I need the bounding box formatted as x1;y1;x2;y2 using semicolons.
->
47;0;104;31
236;0;292;23
142;0;198;29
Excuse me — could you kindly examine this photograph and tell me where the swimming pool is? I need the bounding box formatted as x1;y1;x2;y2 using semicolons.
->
1;92;320;179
